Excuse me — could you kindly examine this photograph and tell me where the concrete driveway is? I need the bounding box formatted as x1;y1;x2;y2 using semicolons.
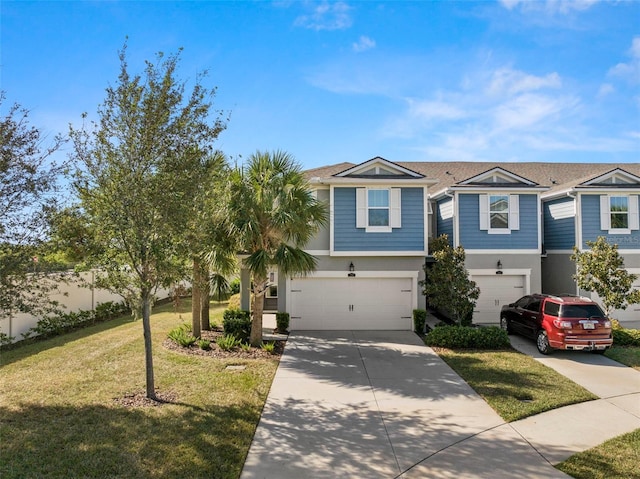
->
240;331;570;479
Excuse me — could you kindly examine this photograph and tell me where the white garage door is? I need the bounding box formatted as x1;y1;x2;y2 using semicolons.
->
289;277;413;330
473;275;526;324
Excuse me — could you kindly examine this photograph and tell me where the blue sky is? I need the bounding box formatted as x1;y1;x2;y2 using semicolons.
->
2;0;639;169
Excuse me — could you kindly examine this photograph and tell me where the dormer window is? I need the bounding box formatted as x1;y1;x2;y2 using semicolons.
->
601;195;639;234
356;187;401;232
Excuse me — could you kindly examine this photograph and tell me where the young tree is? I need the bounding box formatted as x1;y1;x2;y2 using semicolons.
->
68;45;226;399
420;235;480;325
1;92;66;326
227;151;328;346
571;236;640;317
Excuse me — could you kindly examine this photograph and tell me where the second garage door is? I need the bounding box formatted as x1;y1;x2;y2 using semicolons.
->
289;277;414;330
472;274;526;324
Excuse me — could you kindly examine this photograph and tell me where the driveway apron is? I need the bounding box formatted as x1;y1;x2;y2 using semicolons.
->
240;331;569;479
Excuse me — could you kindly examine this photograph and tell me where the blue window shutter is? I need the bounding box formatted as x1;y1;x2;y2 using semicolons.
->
630;195;639;230
509;195;520;231
356;188;366;228
390;188;401;228
600;196;610;230
479;194;489;230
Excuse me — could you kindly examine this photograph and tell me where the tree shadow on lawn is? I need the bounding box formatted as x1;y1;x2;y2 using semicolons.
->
0;400;258;479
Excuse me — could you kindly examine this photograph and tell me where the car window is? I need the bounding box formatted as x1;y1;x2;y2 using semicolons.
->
526;300;541;312
543;301;560;317
515;297;531;308
560;304;605;319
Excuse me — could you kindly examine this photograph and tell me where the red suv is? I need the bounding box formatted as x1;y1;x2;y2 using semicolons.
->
500;294;613;354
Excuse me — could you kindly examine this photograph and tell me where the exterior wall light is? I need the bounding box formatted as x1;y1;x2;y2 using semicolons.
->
348;262;356;277
496;260;503;275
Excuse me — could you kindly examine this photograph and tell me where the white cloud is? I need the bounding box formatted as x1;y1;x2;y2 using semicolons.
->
492;93;578;131
608;36;640;84
294;1;352;31
597;83;615;97
499;0;600;14
352;36;375;53
487;68;562;96
406;98;467;121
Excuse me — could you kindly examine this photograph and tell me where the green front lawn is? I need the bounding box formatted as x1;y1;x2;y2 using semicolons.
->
556;428;640;479
435;348;597;422
606;346;640;371
0;300;279;479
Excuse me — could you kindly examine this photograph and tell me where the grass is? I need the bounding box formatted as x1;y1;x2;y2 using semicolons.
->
556;428;640;479
435;348;597;422
0;299;279;479
606;345;640;371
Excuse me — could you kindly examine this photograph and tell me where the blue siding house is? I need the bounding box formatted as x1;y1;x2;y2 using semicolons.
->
247;159;640;329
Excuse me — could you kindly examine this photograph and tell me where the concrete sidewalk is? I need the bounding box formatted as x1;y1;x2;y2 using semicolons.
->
241;331;583;479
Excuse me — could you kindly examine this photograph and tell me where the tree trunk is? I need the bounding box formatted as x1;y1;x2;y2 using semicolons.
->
249;277;267;346
191;258;202;338
141;288;156;400
201;269;210;330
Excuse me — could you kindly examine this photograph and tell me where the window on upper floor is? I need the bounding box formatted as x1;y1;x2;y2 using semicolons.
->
356;187;401;232
479;194;520;234
600;195;639;234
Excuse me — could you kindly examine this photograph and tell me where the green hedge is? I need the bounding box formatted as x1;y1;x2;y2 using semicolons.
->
222;309;251;342
425;325;511;349
413;309;427;334
612;327;640;347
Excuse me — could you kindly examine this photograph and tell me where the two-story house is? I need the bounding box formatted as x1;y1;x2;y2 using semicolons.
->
239;158;640;329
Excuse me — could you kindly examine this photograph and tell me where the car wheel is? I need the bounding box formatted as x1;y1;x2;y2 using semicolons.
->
500;316;512;334
536;329;552;355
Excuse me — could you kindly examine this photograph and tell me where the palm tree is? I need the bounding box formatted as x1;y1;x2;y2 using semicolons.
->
227;150;328;345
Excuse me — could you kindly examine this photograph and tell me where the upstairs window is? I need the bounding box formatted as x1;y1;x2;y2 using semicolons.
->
479;194;520;234
600;195;639;233
356;188;401;232
368;189;389;226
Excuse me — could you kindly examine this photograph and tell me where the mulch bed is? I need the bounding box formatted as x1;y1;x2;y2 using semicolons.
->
162;327;286;359
113;390;179;408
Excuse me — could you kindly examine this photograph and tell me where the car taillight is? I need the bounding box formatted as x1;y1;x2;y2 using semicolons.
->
553;319;572;329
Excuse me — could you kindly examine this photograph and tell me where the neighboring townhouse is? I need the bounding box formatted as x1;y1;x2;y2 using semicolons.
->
542;168;640;321
242;158;640;329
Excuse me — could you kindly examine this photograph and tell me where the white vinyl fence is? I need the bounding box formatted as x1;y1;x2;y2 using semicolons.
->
1;271;175;343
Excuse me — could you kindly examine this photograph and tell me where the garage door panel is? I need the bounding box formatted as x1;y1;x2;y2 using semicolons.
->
290;277;413;330
473;275;525;324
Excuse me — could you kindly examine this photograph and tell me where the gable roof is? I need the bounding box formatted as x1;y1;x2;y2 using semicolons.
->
306;161;640;196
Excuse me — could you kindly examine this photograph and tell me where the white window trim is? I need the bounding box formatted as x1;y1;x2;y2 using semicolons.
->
356;187;401;233
600;194;639;234
480;194;520;235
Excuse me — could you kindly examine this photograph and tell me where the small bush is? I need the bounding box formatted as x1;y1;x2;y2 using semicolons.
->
0;332;15;347
229;278;241;295
261;341;276;354
223;309;251;342
168;325;197;347
240;342;251;352
612;323;640;347
425;325;510;349
413;309;427;334
217;335;241;351
275;312;290;333
196;339;211;350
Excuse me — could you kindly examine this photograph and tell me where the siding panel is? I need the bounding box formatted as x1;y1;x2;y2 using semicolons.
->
581;194;640;250
543;197;576;250
459;193;539;249
334;187;424;251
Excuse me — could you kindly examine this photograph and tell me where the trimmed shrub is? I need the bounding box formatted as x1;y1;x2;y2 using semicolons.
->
223;309;251;342
425;325;510;350
413;309;427;334
196;339;211;350
229;278;241;295
612;320;640;347
275;312;290;333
